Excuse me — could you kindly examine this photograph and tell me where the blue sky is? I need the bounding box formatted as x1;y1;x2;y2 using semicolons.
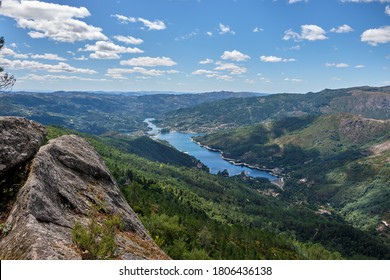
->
0;0;389;93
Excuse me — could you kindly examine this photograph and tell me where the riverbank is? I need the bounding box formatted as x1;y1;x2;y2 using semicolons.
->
191;138;284;185
145;118;278;180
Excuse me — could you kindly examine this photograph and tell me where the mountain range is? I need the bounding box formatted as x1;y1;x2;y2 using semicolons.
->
0;86;389;259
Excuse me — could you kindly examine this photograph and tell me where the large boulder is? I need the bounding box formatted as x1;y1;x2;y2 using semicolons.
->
0;135;168;260
0;117;46;178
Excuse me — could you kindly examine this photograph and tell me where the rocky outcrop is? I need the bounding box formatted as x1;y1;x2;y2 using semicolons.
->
338;114;390;144
0;116;46;178
0;133;168;260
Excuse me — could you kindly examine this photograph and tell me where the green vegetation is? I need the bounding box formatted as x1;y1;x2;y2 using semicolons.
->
3;87;390;260
99;134;207;170
47;126;390;259
195;113;390;237
71;207;124;260
162;86;390;133
0;91;260;134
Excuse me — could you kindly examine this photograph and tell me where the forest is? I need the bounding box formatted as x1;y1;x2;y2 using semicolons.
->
43;125;390;259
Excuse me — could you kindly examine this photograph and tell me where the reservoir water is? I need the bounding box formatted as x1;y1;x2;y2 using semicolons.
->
145;118;277;180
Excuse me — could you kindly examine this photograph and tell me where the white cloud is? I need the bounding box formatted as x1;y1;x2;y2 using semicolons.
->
219;23;235;35
120;56;177;67
138;18;166;31
0;48;66;61
90;52;120;59
30;53;67;61
82;41;143;59
175;31;199;41
284;78;303;82
221;50;250;61
257;74;271;83
21;74;106;82
206;31;213;36
386;5;390;15
0;47;29;59
253;27;264;32
214;62;247;74
288;0;308;3
330;24;354;33
111;14;137;24
199;58;214;64
355;64;365;68
301;25;328;40
0;57;96;74
191;68;234;81
260;55;296;63
106;67;178;79
215;75;233;81
0;1;107;42
74;55;88;61
361;26;390;46
283;25;328;41
113;35;143;45
325;62;350;68
192;69;217;75
112;14;166;30
290;45;301;50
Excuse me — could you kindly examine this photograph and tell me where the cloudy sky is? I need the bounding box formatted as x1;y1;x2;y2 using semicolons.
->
0;0;389;93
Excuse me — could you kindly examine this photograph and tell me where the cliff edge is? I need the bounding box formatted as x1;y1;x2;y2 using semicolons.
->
0;117;168;260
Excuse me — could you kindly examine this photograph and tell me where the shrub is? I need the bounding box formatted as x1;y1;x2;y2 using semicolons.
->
72;212;124;260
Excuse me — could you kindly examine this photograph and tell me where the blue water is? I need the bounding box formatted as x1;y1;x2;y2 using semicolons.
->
145;118;277;180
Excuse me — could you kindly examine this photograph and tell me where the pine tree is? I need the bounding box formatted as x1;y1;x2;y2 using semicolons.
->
0;37;16;91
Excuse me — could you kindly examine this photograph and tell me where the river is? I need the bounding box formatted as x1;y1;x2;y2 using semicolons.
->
144;118;277;181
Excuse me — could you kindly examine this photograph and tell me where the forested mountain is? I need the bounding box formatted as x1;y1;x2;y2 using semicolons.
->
0;91;263;134
162;86;390;133
1;86;389;260
42;126;390;259
195;113;390;235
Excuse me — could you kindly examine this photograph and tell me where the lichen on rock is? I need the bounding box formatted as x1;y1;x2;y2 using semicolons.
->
0;116;47;179
0;130;168;260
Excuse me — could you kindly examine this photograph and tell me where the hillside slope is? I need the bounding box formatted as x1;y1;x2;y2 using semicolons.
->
0;91;262;135
45;126;390;259
162;86;390;133
0;117;168;260
195;113;390;234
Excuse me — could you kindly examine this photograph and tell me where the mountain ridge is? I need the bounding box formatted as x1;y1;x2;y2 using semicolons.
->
194;112;390;235
162;86;390;133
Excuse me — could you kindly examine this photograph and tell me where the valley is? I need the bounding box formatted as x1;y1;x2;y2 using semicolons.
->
1;86;390;259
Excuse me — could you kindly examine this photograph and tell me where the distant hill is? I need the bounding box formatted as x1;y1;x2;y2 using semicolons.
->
98;134;208;171
162;86;390;133
0;91;264;135
278;113;390;154
194;112;390;234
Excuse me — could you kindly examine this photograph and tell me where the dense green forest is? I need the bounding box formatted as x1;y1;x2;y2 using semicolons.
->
0;91;261;134
2;86;389;260
195;113;390;235
162;86;390;133
44;126;390;259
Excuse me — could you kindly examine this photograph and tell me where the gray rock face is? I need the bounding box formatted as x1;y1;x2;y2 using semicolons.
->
0;117;46;178
0;134;168;260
